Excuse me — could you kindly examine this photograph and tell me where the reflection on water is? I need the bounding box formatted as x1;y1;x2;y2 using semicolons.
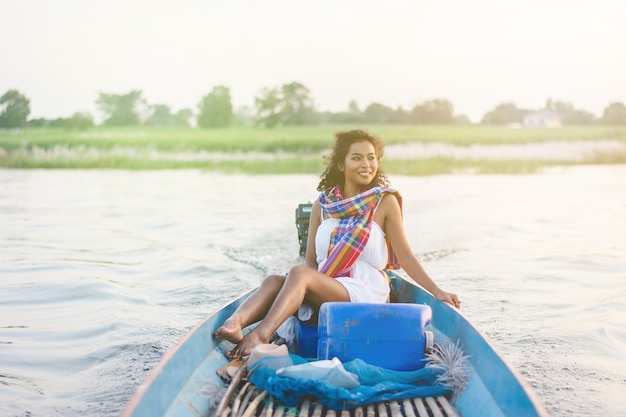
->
0;167;625;416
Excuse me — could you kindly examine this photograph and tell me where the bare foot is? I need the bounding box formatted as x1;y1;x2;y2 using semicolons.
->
213;315;243;344
226;329;267;359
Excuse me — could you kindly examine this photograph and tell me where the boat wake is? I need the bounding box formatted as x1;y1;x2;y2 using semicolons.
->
417;248;467;262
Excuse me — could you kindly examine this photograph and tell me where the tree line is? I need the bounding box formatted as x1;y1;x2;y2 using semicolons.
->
1;83;626;130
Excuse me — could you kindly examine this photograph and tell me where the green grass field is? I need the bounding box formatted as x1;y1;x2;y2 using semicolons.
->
1;124;625;174
2;124;626;151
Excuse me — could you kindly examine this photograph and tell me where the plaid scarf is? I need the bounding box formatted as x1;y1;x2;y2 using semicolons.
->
318;186;402;278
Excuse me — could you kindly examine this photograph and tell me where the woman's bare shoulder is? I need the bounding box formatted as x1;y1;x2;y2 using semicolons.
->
375;192;401;228
311;199;322;213
379;192;401;212
310;199;322;224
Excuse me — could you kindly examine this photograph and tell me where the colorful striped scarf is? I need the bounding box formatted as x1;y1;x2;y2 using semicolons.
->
318;186;402;278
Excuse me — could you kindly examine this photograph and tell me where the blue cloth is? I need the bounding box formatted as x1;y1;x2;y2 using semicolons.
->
248;354;450;410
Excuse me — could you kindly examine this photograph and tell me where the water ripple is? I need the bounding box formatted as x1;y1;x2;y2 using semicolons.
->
0;167;625;416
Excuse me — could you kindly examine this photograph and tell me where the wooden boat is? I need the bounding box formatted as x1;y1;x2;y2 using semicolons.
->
120;272;549;417
121;203;548;417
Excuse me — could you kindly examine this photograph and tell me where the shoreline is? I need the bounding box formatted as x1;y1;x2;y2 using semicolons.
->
384;139;626;161
1;139;625;174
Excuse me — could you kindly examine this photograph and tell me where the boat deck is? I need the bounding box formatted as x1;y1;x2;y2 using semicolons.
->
120;277;549;417
215;373;459;417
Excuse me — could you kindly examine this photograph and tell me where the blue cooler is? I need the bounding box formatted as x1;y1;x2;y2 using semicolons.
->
295;319;319;358
317;302;433;371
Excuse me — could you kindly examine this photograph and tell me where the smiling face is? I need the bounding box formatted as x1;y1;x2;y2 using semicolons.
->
340;140;379;195
317;129;390;193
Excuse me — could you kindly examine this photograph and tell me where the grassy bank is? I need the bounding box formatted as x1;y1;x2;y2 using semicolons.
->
2;125;626;152
1;125;625;174
3;149;624;175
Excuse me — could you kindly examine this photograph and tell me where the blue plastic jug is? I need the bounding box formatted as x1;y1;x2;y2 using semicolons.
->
317;302;432;371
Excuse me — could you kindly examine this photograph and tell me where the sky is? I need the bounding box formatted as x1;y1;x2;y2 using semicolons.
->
1;0;625;123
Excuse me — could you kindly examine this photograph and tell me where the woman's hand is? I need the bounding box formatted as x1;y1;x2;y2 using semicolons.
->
436;291;461;309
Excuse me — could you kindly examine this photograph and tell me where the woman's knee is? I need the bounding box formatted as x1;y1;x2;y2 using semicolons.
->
287;265;315;283
262;274;286;289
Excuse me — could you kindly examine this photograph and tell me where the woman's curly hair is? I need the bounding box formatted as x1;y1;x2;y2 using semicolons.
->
317;129;390;191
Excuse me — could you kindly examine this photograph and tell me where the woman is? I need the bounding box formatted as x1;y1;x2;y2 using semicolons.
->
215;129;460;359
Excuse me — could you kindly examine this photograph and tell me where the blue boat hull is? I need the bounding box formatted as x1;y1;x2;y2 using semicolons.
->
120;274;549;417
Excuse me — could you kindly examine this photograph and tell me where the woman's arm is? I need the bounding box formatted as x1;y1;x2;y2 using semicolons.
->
378;194;460;308
303;200;321;270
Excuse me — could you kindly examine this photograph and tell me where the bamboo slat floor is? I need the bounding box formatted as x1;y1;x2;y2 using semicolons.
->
214;368;459;417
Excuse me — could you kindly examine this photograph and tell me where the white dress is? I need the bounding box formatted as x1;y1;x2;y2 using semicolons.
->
276;208;392;341
315;217;391;304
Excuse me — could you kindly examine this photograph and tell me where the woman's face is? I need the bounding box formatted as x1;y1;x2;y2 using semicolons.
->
340;140;378;189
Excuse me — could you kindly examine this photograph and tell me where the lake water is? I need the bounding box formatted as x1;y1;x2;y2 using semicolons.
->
1;167;625;417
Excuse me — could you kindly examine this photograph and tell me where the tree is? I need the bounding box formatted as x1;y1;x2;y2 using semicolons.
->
601;102;626;125
254;87;283;127
322;100;365;124
389;106;411;124
280;82;318;125
66;112;94;130
197;86;233;128
348;100;361;115
145;104;173;126
481;102;527;124
454;114;471;125
145;105;193;126
545;99;595;125
0;89;30;128
28;118;49;127
411;99;455;124
564;108;595;125
363;102;395;124
95;90;145;126
49;118;67;128
233;106;254;126
254;82;319;127
173;108;193;126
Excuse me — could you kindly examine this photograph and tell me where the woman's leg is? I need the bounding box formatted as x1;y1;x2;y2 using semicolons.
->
227;266;349;358
213;274;286;344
